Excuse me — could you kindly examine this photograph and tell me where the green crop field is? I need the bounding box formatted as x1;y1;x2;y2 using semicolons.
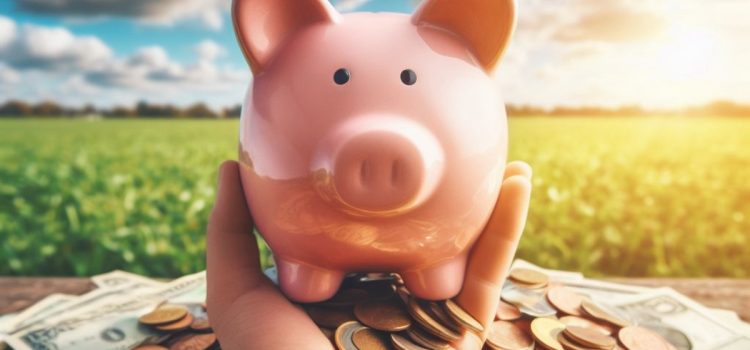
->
1;118;748;278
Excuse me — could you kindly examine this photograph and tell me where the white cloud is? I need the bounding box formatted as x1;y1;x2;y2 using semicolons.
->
0;22;112;71
16;0;230;31
195;40;225;63
0;63;20;84
333;0;372;12
0;16;17;49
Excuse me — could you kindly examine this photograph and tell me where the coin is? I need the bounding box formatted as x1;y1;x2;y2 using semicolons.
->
580;300;630;328
139;305;189;326
547;287;586;316
335;321;367;350
619;326;674;350
354;299;412;332
486;320;535;350
307;305;356;329
496;300;522;321
169;333;217;350
424;301;462;333
556;331;590;350
558;316;615;336
352;328;393;350
443;299;483;333
390;333;430;350
190;318;213;333
406;298;461;342
563;326;616;349
530;317;565;350
156;312;193;332
406;326;452;350
509;268;549;288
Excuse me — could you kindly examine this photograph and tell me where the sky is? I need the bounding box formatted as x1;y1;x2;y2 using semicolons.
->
0;0;747;110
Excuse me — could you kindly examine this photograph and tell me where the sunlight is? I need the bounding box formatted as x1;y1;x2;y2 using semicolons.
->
656;23;720;82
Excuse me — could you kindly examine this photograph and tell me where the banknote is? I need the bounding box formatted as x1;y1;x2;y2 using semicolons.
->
613;287;750;350
6;272;205;350
0;294;76;335
92;270;166;289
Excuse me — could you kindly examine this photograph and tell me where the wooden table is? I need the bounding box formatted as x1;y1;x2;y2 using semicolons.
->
1;277;749;322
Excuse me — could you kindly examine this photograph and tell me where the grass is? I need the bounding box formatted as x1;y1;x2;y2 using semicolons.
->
0;118;748;277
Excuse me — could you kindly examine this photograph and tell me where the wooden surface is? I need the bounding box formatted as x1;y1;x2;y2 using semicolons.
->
1;277;748;322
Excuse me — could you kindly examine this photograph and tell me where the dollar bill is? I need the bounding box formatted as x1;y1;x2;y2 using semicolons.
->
91;270;165;289
6;271;205;350
613;287;750;350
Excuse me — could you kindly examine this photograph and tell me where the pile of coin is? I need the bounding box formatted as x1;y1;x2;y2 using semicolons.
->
135;303;219;350
303;268;679;350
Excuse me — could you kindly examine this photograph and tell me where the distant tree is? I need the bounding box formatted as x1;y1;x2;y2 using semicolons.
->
184;103;218;119
33;101;64;117
0;100;33;117
223;105;242;118
107;106;136;118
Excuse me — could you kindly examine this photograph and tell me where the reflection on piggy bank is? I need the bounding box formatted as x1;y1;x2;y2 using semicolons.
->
233;0;517;302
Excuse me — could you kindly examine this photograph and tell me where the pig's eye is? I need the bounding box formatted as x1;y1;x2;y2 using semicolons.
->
401;69;417;85
334;68;350;85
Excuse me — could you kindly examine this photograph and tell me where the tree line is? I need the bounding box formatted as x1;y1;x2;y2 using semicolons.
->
0;99;748;118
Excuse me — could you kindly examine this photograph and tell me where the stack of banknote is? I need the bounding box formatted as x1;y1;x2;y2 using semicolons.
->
0;260;748;350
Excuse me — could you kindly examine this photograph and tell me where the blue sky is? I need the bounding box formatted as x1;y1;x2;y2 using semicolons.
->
0;0;748;110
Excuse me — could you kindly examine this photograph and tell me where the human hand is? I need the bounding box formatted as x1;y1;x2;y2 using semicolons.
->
205;160;531;350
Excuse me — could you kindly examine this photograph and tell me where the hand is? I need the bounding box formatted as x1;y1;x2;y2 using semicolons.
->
205;160;532;350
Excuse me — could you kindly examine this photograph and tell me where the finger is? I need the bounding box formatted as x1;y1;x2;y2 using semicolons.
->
455;174;532;329
206;161;261;314
504;161;532;180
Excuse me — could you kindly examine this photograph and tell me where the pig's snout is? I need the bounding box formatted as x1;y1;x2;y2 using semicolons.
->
320;117;444;215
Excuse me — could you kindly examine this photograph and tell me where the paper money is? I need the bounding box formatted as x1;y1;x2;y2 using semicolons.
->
613;287;750;350
6;272;205;350
91;270;166;289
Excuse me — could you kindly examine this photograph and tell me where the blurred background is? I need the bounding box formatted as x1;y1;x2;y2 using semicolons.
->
0;0;748;278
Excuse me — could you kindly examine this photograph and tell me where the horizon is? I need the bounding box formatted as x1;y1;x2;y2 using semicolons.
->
0;0;748;110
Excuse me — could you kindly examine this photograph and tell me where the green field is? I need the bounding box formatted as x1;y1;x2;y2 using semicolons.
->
1;118;748;278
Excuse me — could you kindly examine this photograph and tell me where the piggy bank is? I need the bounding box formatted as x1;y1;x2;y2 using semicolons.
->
234;0;517;302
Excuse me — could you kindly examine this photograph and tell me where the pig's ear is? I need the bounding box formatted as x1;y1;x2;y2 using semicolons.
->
233;0;339;74
412;0;516;72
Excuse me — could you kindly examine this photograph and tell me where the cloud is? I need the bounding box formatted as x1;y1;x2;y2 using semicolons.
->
0;20;112;71
332;0;372;12
0;64;20;84
554;10;667;43
15;0;229;30
84;41;246;91
0;16;17;49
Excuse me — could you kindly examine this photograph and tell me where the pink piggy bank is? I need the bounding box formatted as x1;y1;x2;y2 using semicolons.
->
234;0;517;303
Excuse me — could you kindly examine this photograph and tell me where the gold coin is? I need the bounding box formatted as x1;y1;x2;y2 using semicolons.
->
557;332;590;350
509;268;549;287
352;328;393;350
424;301;462;333
390;333;430;350
558;316;615;336
189;318;213;333
156;312;193;332
547;287;586;316
335;321;366;350
530;317;565;350
406;298;461;342
443;299;484;334
580;300;630;328
307;305;356;329
139;305;189;326
406;326;452;350
486;320;535;350
563;326;616;349
169;333;217;350
496;300;522;321
354;299;412;332
618;326;673;350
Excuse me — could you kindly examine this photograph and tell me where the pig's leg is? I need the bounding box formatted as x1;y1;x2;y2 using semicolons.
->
275;258;345;303
400;254;468;301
